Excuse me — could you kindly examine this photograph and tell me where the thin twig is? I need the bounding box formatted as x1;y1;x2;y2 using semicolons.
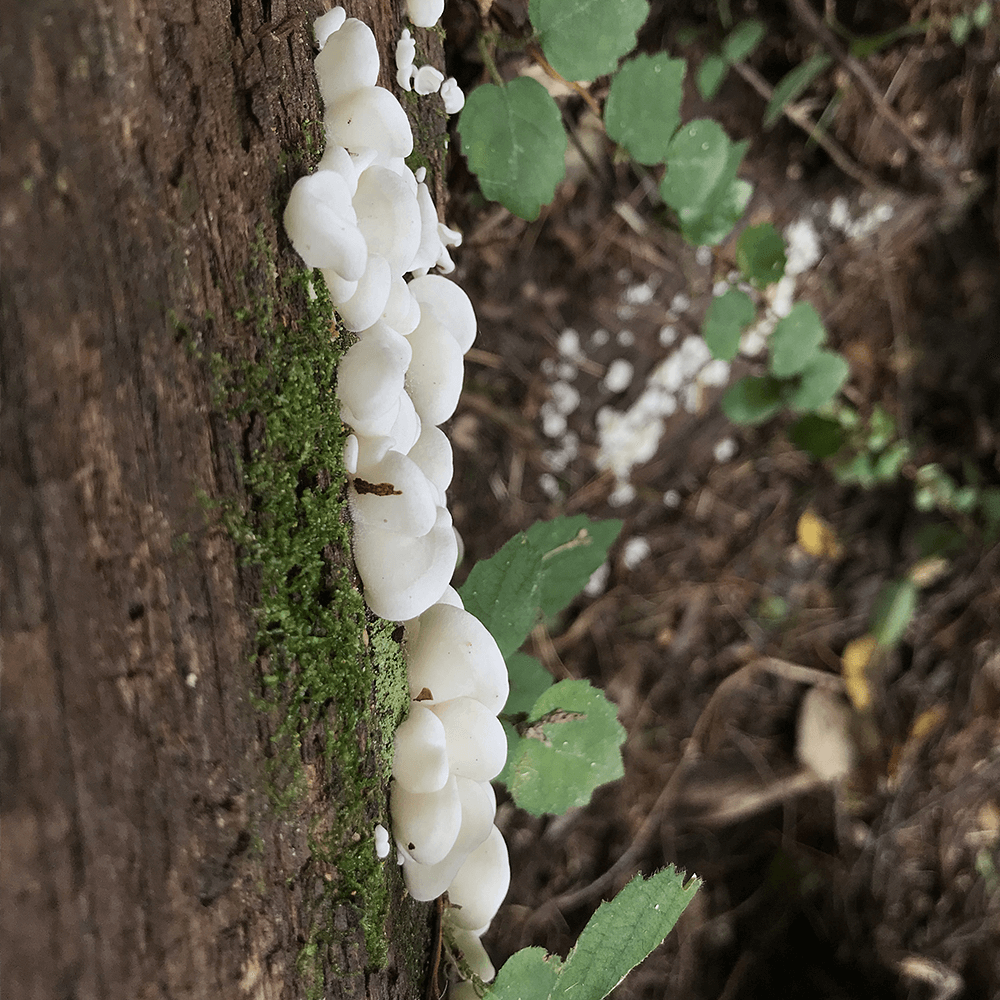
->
527;43;603;118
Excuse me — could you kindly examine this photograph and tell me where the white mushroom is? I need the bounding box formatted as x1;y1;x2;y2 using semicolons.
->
430;697;507;782
343;433;359;475
337;254;392;332
407;423;453;501
349;448;438;538
407;0;445;28
352;505;458;621
445;924;496;983
353;165;423;277
408;274;477;352
440;77;466;115
413;65;445;96
391;702;450;793
283;171;367;279
409;181;444;275
444;826;511;930
405;603;508;712
325;86;414;159
321;268;359;305
336;320;412;431
314;6;347;48
315;144;362;197
383;275;422;335
315;18;379;108
395;29;416;91
391;774;462;865
405;311;465;426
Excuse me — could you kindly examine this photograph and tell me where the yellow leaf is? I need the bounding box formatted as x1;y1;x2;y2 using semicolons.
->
909;556;950;588
842;634;877;711
908;705;946;741
797;509;843;560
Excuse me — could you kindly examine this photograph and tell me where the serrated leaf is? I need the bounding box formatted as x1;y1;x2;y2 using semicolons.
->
457;78;567;221
528;515;623;617
721;19;766;62
555;868;699;999
789;413;845;458
530;0;650;82
702;287;755;361
696;54;727;100
504;679;625;815
459;531;544;658
605;54;685;165
769;301;825;377
659;119;732;214
721;374;784;425
489;946;562;1000
680;177;752;246
871;579;917;647
504;652;554;716
789;350;849;411
763;52;832;128
736;222;787;287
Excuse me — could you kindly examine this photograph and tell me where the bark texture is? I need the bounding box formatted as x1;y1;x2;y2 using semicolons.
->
1;2;432;997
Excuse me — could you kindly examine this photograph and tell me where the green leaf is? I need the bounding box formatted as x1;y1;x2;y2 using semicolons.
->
605;54;686;165
871;579;917;647
951;13;971;45
696;54;727;100
529;515;623;617
459;531;544;658
702;288;755;361
873;440;910;481
488;869;698;1000
530;0;650;82
503;679;625;815
721;19;766;63
721;374;784;425
659;119;732;214
680;177;752;246
736;222;787;287
504;652;554;716
789;413;845;458
457;78;567;221
788;349;849;411
763;53;832;129
973;1;992;29
769;301;825;377
555;868;699;999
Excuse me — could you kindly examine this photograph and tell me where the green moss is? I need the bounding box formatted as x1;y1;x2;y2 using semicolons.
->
217;230;410;977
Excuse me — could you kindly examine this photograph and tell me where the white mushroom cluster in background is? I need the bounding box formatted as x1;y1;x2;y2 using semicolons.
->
395;27;466;113
283;8;508;989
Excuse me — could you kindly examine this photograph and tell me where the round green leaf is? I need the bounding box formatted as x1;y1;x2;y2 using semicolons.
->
659;119;731;213
736;222;787;287
457;78;567;221
702;287;755;361
605;53;685;165
681;177;752;246
721;374;784;425
789;349;849;411
696;54;727;100
769;301;825;377
530;0;650;82
789;413;845;458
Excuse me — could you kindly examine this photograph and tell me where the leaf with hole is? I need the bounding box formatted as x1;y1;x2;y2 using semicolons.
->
457;78;567;221
605;54;685;165
702;288;755;361
530;0;650;81
502;679;625;815
769;301;825;377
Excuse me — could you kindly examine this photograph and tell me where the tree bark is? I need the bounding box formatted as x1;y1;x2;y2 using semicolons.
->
1;2;432;997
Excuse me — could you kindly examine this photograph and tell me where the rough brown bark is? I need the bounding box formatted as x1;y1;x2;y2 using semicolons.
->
1;2;432;997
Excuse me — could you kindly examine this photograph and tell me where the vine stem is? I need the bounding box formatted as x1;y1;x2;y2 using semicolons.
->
477;32;505;87
527;44;603;119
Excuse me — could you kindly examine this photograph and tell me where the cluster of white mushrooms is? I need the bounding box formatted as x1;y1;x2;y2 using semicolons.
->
282;6;507;987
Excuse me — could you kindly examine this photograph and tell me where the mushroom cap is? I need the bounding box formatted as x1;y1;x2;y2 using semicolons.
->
284;171;367;279
387;390;422;456
314;18;379;108
405;603;508;713
390;774;462;866
443;925;495;983
409;181;444;274
407;274;477;353
353;505;458;621
406;0;445;28
349;449;438;538
392;703;449;793
337;320;412;428
413;64;445;96
430;697;507;782
407;423;452;504
343;434;360;476
316;144;361;197
383;275;421;335
353;165;422;277
314;6;347;48
440;77;466;115
337;253;392;332
404;312;465;426
321;267;359;306
445;826;510;930
325;86;414;160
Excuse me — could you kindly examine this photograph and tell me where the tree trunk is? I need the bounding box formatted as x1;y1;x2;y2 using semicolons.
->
1;2;434;997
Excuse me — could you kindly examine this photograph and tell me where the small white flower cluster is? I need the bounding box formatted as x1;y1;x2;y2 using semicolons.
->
284;9;508;987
